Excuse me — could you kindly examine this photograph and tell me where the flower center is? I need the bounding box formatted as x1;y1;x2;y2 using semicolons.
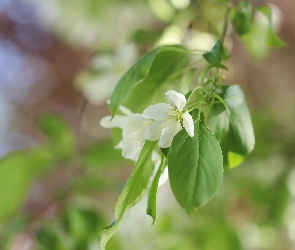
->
171;107;183;121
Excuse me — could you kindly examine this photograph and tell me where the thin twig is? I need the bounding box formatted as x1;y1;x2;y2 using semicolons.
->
220;5;231;44
75;96;88;132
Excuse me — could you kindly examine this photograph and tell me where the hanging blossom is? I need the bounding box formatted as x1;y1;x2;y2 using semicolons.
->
142;90;194;148
100;106;168;187
100;106;152;162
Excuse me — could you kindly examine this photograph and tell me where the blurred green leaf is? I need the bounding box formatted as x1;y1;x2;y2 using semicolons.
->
62;207;103;243
256;5;286;47
81;140;125;168
98;140;156;250
203;40;229;64
233;1;253;36
37;113;75;161
129;29;162;45
0;148;54;223
110;45;190;115
36;225;66;250
168;123;223;217
179;69;196;94
0;216;27;250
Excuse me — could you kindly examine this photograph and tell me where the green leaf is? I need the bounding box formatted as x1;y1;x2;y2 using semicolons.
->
233;1;253;36
110;45;190;115
198;63;228;84
256;5;286;47
203;40;229;64
0;148;54;223
37;113;75;161
207;103;230;142
146;157;166;224
98;140;156;250
208;85;255;168
62;206;103;242
129;29;162;45
179;69;196;94
81;140;125;168
36;225;66;250
168;123;223;217
223;85;255;157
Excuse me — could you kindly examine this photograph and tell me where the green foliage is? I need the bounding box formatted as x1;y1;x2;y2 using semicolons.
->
146;158;166;224
256;5;286;47
62;207;103;243
81;140;125;168
233;1;253;36
203;40;229;64
98;140;156;250
0;149;54;223
1;0;277;248
37;113;75;161
109;45;190;115
208;85;255;168
198;63;228;84
241;4;287;59
168;123;223;217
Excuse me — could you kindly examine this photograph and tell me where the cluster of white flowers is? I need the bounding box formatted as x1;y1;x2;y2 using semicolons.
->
76;43;138;105
100;90;194;161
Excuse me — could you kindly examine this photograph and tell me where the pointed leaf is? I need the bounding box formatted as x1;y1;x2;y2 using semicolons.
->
146;157;166;224
98;140;156;250
233;1;253;36
207;85;255;168
203;40;229;64
110;45;190;115
168;123;223;217
256;5;286;47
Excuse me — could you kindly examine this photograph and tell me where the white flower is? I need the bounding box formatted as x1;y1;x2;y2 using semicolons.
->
142;90;194;148
76;43;138;105
100;106;151;162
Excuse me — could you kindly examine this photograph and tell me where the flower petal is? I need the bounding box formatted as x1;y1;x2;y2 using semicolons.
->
182;111;194;137
144;120;167;141
158;167;169;187
123;114;152;142
165;90;186;111
142;103;174;120
116;138;142;162
100;115;125;128
159;120;182;148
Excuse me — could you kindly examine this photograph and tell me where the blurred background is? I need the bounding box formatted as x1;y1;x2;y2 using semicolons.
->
0;0;294;249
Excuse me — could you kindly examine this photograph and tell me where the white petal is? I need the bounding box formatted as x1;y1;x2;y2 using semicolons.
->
144;120;167;141
182;111;194;137
158;167;169;187
159;120;182;148
91;55;113;69
142;103;174;120
152;151;161;162
116;139;142;162
123;114;152;142
165;90;186;111
100;115;125;128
